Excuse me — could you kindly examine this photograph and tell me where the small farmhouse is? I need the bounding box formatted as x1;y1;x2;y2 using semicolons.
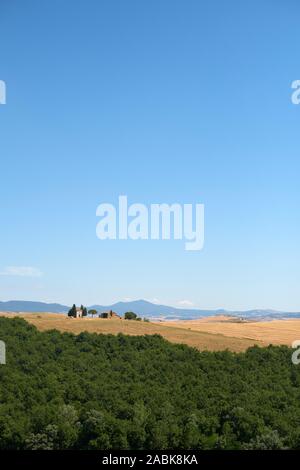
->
75;307;83;318
99;310;121;319
67;304;87;318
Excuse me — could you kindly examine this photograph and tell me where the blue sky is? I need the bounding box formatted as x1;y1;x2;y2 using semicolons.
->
0;0;299;310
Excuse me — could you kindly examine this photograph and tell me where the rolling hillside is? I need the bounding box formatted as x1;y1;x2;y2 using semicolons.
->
1;299;300;320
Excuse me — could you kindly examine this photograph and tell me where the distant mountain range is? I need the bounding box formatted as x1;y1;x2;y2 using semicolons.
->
0;300;70;314
1;299;300;321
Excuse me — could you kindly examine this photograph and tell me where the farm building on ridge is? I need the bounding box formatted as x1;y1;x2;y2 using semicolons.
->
99;310;121;319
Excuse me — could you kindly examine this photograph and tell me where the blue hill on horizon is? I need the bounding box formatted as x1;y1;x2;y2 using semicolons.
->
1;299;300;320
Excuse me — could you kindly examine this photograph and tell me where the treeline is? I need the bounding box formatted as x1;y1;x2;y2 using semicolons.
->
0;317;300;449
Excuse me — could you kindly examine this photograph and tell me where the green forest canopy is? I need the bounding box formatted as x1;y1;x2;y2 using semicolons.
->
0;317;300;450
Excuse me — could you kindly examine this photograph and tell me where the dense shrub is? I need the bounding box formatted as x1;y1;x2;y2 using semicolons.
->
0;317;299;450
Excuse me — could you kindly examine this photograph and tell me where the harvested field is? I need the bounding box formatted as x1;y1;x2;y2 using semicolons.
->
0;312;261;352
156;316;300;346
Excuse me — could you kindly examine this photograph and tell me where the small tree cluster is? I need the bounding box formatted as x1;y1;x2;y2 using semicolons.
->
68;304;77;318
67;304;88;318
80;305;88;317
124;311;141;321
88;309;98;318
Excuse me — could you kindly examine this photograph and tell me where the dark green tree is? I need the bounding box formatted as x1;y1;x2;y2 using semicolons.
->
67;304;77;317
81;305;88;317
88;309;97;318
124;312;138;320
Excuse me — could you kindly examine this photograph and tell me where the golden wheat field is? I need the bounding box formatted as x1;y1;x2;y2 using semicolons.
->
156;316;300;347
3;311;300;352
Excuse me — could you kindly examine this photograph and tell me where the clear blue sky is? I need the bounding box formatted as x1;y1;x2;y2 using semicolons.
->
0;0;299;310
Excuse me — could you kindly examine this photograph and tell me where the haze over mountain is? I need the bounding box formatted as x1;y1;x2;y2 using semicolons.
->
1;299;300;320
0;300;70;314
